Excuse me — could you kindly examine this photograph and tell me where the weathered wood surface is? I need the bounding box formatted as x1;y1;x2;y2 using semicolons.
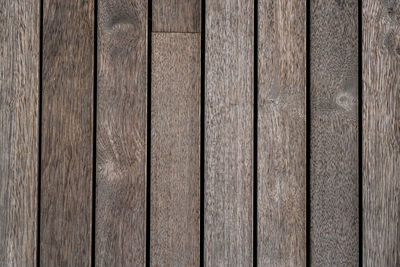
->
257;0;306;266
41;1;94;265
96;0;147;265
151;33;201;266
0;0;39;265
205;0;254;265
152;0;201;33
363;0;400;265
310;0;359;265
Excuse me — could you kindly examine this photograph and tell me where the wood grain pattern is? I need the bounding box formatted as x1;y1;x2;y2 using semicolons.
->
151;33;200;266
205;0;254;265
96;0;147;265
257;0;306;265
363;0;400;265
152;0;200;33
41;1;93;265
0;0;39;265
310;0;359;265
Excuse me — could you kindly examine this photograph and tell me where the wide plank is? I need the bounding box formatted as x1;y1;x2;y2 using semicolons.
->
96;0;147;265
257;0;306;265
363;0;400;265
0;0;39;265
41;1;94;265
151;33;201;266
205;0;254;265
310;0;359;265
152;0;200;33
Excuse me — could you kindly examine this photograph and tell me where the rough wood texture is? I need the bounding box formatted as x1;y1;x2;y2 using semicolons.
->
0;0;39;265
363;0;400;265
151;33;201;266
205;0;254;265
96;0;147;265
41;1;93;265
152;0;200;33
257;0;306;265
310;0;359;265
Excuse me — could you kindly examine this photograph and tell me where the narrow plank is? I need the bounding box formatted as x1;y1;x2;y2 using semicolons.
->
96;0;147;265
257;0;306;265
41;1;93;265
151;33;201;266
0;0;39;265
205;0;254;265
363;0;400;265
310;0;359;265
152;0;200;33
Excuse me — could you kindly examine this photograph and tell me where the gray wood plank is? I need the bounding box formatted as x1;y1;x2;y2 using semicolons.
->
257;0;306;265
310;0;359;265
363;0;400;265
152;0;200;33
205;0;254;265
96;0;147;265
151;33;201;266
0;0;39;265
41;1;94;265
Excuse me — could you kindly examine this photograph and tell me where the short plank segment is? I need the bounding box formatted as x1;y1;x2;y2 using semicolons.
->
151;33;201;266
0;0;39;265
363;0;400;265
310;0;359;265
257;0;306;265
96;0;147;265
152;0;201;33
205;0;254;265
41;1;94;265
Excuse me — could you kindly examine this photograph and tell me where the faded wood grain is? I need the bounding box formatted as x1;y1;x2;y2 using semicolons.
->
310;0;359;265
152;0;200;33
151;33;201;266
257;0;306;266
363;0;400;265
96;0;147;265
205;0;254;265
0;0;39;265
41;1;93;265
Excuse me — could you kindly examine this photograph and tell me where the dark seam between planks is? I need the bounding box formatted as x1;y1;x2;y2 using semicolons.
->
358;0;362;265
253;0;258;265
38;0;43;265
306;0;311;265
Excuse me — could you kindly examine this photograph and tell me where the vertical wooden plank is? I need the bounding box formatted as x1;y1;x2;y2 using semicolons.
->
363;0;400;265
205;0;254;265
41;1;93;265
310;0;359;265
151;33;201;266
152;0;200;33
0;0;39;265
257;0;306;265
96;0;147;265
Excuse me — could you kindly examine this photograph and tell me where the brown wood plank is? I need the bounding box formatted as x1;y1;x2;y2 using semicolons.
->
41;1;94;265
363;0;400;265
152;0;200;33
257;0;306;265
310;0;359;265
96;0;147;265
0;0;39;265
150;33;201;266
205;0;254;265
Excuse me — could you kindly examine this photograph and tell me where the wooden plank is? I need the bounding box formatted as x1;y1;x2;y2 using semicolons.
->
363;0;400;265
0;0;39;265
257;0;306;265
150;33;201;266
205;0;253;265
310;0;359;265
41;1;93;265
152;0;200;33
96;0;147;265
